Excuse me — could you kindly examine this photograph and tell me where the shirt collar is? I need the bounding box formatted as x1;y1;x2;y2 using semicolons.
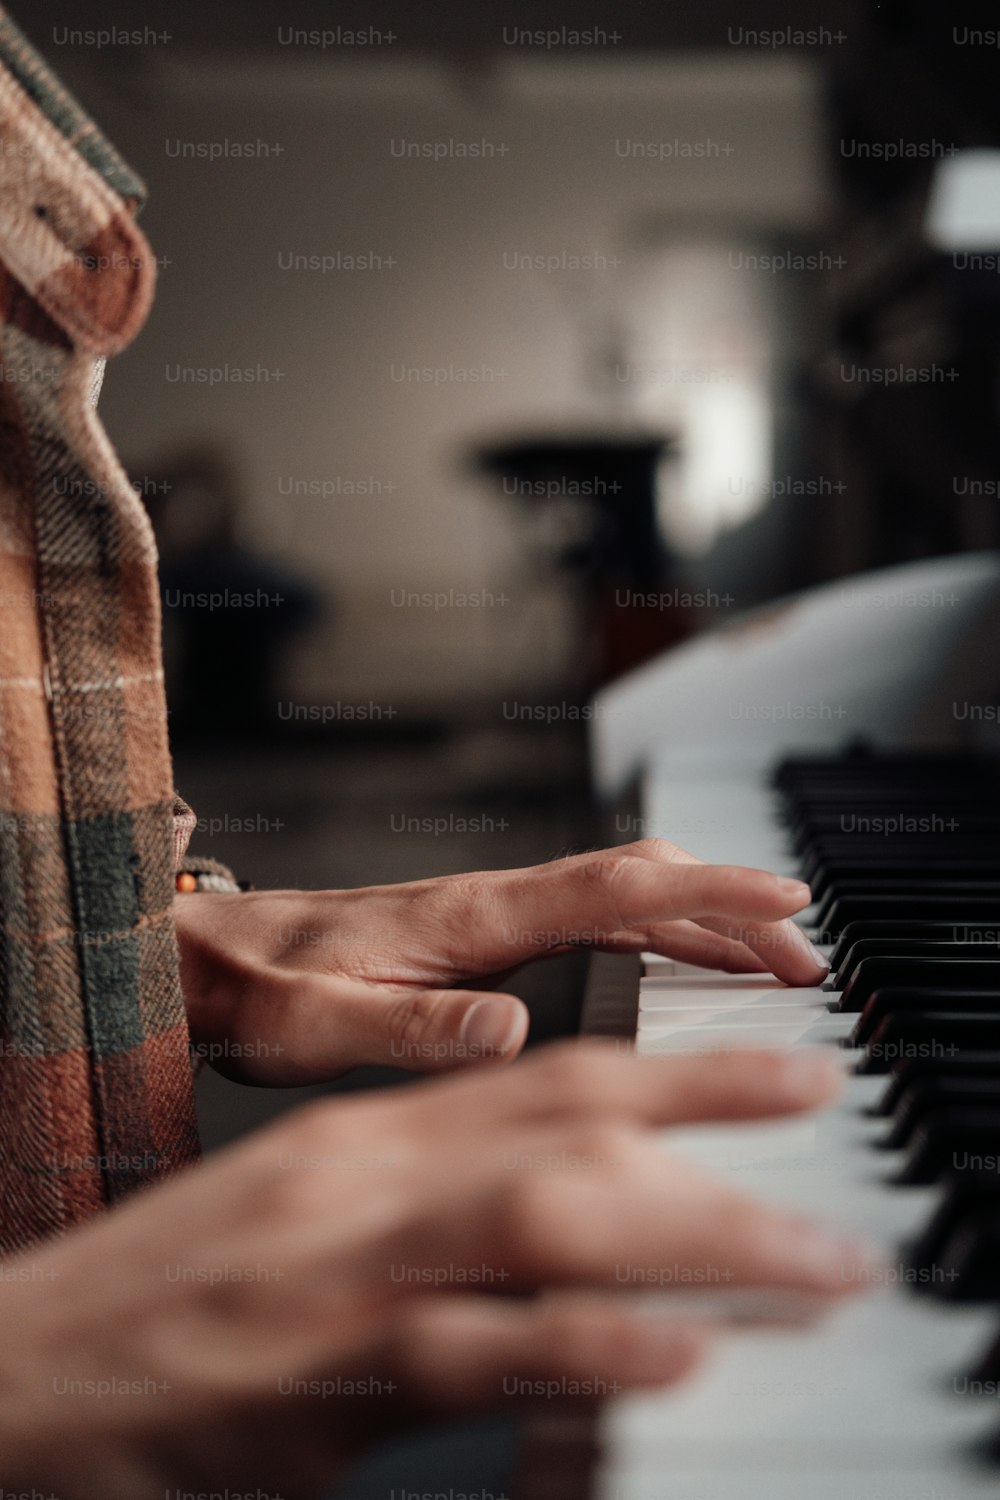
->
0;5;149;210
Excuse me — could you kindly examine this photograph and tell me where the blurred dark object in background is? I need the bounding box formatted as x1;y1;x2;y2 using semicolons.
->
814;1;1000;573
476;432;699;682
143;445;321;741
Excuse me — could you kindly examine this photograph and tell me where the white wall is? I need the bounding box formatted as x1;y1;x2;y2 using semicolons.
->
75;52;830;708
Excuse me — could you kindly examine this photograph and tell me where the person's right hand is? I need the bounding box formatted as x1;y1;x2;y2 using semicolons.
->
0;1043;876;1500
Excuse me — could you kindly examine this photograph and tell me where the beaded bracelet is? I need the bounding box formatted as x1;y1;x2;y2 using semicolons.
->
175;856;251;895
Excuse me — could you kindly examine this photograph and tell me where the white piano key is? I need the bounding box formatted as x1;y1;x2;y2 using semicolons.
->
636;1014;855;1052
639;974;815;995
637;1003;844;1037
609;1286;843;1327
599;1295;1000;1497
638;980;831;1010
595;759;1000;1499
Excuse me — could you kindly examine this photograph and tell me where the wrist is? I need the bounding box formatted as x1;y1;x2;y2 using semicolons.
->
0;1276;76;1494
175;855;244;894
172;890;258;1056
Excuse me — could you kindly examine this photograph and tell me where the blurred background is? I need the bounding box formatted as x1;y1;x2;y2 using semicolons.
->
24;0;1000;1143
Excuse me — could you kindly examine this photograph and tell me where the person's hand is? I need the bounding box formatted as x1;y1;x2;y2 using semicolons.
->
0;1043;874;1500
175;838;827;1083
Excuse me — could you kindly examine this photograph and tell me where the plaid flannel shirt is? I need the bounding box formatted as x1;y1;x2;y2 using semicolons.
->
0;8;201;1253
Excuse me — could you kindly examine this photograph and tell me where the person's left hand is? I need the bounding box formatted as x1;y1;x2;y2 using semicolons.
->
174;838;828;1083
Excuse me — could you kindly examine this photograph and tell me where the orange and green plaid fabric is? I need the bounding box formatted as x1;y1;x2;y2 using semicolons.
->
0;7;201;1252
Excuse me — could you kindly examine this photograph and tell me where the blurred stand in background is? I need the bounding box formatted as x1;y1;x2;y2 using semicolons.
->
475;432;686;683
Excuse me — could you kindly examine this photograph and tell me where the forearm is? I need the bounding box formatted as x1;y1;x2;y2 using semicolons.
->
0;1275;124;1499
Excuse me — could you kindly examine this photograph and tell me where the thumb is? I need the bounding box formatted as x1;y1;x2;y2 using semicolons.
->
378;988;529;1072
220;976;530;1083
279;981;529;1077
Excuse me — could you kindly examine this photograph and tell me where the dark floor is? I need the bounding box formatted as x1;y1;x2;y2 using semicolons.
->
174;718;598;1151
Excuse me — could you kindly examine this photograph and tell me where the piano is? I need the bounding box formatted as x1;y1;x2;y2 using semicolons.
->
569;551;1000;1499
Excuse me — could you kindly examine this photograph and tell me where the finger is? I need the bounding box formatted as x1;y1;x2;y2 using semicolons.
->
527;912;773;972
622;841;827;983
492;1145;880;1297
640;919;771;972
379;987;529;1073
518;918;769;970
695;915;829;986
521;918;771;972
473;855;812;972
614;835;704;864
373;1294;710;1418
410;1040;844;1133
541;836;705;872
266;976;530;1080
609;841;825;983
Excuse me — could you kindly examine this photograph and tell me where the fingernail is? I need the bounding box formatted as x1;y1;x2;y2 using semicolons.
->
808;941;831;970
789;925;830;971
460;998;522;1057
787;1221;884;1289
775;877;812;904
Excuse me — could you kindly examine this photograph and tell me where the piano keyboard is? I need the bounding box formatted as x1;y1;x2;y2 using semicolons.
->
589;751;1000;1500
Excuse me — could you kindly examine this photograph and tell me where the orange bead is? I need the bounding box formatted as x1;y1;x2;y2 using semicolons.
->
176;872;198;893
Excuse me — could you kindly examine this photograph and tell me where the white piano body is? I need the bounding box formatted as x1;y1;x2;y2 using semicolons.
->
583;553;1000;1500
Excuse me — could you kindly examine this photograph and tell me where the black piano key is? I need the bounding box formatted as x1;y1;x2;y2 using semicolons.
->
850;989;1000;1049
838;959;1000;1015
905;1174;1000;1280
828;922;1000;971
778;754;995;777
793;798;1000;815
807;863;1000;900
969;1323;1000;1383
856;1014;1000;1076
821;897;1000;941
835;941;1000;990
931;1215;1000;1301
774;749;1000;1324
781;776;1000;798
783;778;1000;800
797;838;1000;864
883;1076;1000;1150
802;845;1000;864
898;1106;1000;1185
802;845;1000;868
815;884;1000;934
794;831;1000;855
874;1053;1000;1117
815;870;1000;888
